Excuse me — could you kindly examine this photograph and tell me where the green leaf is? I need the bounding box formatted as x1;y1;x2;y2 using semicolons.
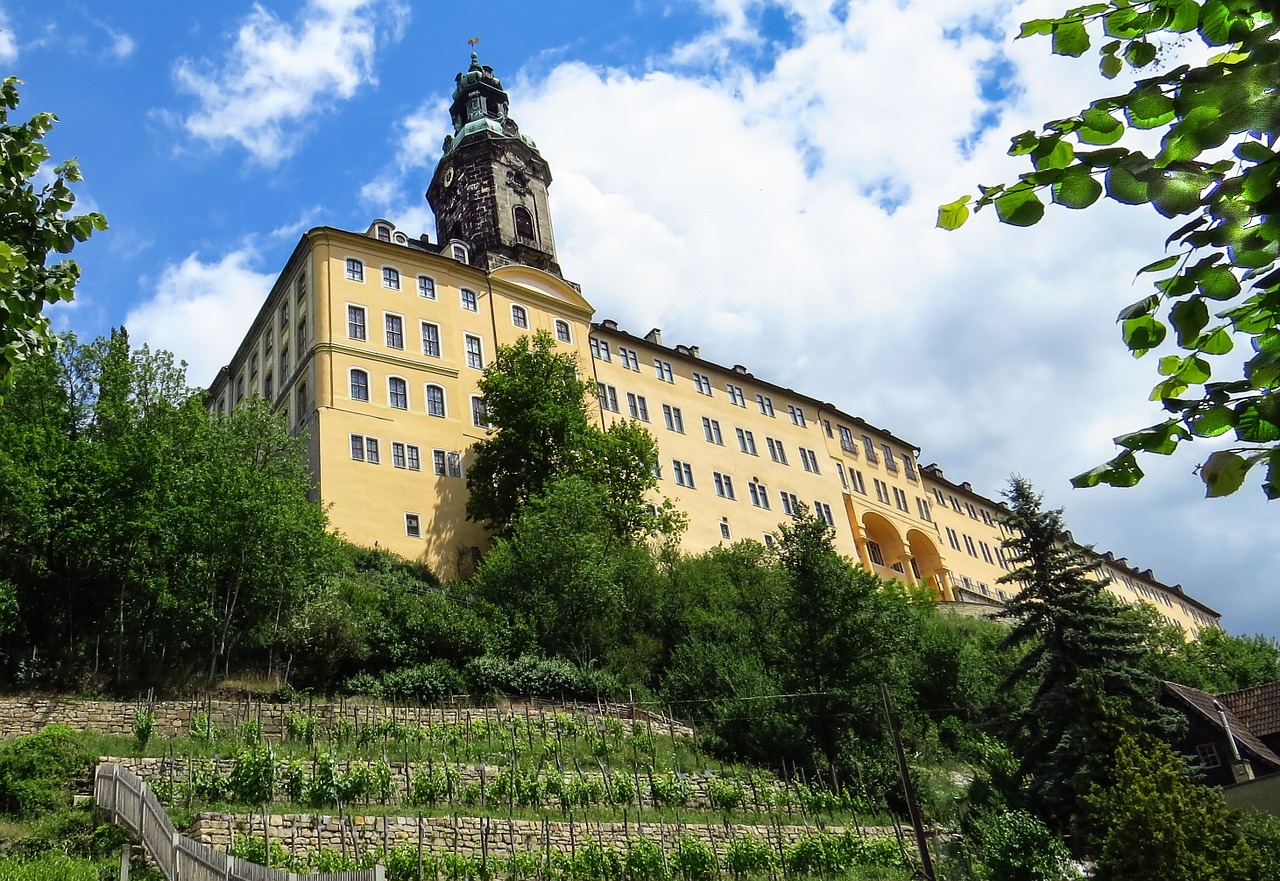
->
1033;138;1075;170
1197;266;1241;299
937;195;971;230
1236;399;1280;443
1137;255;1180;275
1104;7;1148;38
1200;450;1249;496
1125;40;1157;67
1189;404;1235;436
1118;294;1160;321
1199;327;1234;355
1106;165;1149;204
1149;169;1208;217
1051;167;1103;208
1019;18;1056;37
1101;53;1124;78
1125;88;1176;129
1170;0;1200;32
1199;0;1232;44
1081;107;1123;146
1122;315;1167;354
1170;298;1209;345
1114;423;1185;454
1072;451;1144;488
1053;19;1091;56
995;187;1046;226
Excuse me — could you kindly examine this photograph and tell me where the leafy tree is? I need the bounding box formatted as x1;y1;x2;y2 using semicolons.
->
968;809;1080;881
995;477;1179;835
940;0;1280;497
1131;601;1280;691
466;330;675;539
0;78;107;386
1087;732;1261;880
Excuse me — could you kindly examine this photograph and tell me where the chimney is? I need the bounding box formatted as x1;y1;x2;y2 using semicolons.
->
644;328;662;345
1215;700;1256;783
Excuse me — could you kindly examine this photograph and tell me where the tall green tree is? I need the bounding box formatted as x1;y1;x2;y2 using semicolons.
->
995;477;1178;836
0;78;107;386
940;0;1280;498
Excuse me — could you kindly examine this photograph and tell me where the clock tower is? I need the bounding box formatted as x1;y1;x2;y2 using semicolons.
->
426;53;561;277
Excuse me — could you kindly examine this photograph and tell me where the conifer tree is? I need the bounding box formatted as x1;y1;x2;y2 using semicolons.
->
995;477;1179;838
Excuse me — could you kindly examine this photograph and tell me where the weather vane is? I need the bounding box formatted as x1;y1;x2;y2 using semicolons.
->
468;37;479;48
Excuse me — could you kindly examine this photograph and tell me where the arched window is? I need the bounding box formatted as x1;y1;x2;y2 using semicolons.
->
350;368;369;402
388;377;408;409
554;319;572;343
425;384;446;417
511;305;528;328
513;206;535;240
471;395;489;428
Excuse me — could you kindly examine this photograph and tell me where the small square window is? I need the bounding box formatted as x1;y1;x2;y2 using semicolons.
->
405;513;421;538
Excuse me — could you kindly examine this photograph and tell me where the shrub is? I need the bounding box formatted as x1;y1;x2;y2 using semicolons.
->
132;706;155;751
189;712;217;743
707;777;745;812
569;840;623;881
725;836;775;879
1239;811;1280;881
670;836;716;881
649;772;691;808
784;834;847;878
969;810;1078;881
624;838;667;881
377;661;467;702
0;726;94;819
229;747;275;805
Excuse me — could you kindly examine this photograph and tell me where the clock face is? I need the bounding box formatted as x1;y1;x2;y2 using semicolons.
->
443;166;455;188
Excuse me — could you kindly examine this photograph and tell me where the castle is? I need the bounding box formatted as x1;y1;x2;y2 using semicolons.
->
207;54;1220;636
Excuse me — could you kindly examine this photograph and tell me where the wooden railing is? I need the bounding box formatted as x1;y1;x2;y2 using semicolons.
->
93;763;384;881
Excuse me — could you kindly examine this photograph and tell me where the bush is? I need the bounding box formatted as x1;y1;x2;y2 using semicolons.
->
0;852;100;881
377;661;466;702
624;838;667;881
725;836;775;879
462;654;619;700
969;810;1079;881
670;836;716;881
0;725;94;819
1239;811;1280;881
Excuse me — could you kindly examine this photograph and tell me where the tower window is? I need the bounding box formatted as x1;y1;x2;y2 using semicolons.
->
452;243;469;264
512;305;529;328
513;206;535;240
376;224;391;242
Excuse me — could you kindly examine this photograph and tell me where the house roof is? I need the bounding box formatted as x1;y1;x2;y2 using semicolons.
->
1163;681;1280;771
1220;681;1280;740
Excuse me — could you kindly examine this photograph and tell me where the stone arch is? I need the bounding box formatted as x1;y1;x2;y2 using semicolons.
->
907;528;951;600
861;511;908;577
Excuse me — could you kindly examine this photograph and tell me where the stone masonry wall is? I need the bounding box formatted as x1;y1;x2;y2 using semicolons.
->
190;813;890;865
0;697;692;740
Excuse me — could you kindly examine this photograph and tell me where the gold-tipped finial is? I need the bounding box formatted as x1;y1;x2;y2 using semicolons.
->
468;37;479;48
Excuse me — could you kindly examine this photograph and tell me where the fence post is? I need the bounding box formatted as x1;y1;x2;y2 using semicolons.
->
173;829;182;881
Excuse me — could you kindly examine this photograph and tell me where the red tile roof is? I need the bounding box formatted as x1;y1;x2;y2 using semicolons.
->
1220;682;1280;739
1163;681;1280;770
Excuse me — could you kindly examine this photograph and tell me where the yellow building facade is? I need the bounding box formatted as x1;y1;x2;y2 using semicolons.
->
207;54;1220;635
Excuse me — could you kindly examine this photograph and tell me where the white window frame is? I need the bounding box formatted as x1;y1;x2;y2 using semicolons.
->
511;305;529;328
627;392;649;422
388;375;409;410
693;372;713;395
347;304;367;341
756;394;774;416
421;321;441;357
405;512;422;538
345;258;364;282
461;288;478;312
702;417;724;445
672;459;695;488
663;404;684;433
382;266;401;290
471;395;490;428
349;368;370;402
554;319;572;343
418;275;436;299
590;338;611;362
384;312;405;349
748;481;770;509
464;334;484;369
425;383;447;418
654;359;674;383
726;384;746;407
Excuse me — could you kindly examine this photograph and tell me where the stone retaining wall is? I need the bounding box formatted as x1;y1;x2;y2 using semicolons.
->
190;812;891;864
0;697;692;739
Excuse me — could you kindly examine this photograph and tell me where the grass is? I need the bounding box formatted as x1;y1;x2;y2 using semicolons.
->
0;853;100;881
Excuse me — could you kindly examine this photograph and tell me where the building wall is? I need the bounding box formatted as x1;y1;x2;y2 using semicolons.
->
208;221;1220;633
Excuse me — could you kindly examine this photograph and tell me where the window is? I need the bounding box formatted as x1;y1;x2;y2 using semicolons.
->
418;275;436;299
346;258;364;282
934;488;947;505
838;425;856;454
756;394;774;416
597;383;619;412
425;384;446;417
351;434;379;463
654;359;674;382
672;459;695;488
966;502;980;520
554;319;572;342
627;393;649;422
1195;743;1221;769
618;347;640;370
702;417;724;445
766;437;788;464
383;267;400;290
296;317;307;350
963;535;978;557
506;204;534;239
432;449;463;477
511;305;529;328
279;346;289;377
348;305;367;340
279;301;289;329
465;334;484;369
726;384;746;407
388;377;408;409
264;371;274;400
867;541;885;566
823;420;833;438
950;495;963;513
720;518;732;540
421;321;441;357
296;271;306;300
385;314;404;349
882;445;898;472
748;481;770;509
392;442;408;469
815;502;835;526
836;462;850;491
799;447;820;473
376;224;391;241
979;541;995;564
916;498;932;521
663;404;684;433
452;243;469;263
763;532;776;549
736;428;758;455
713;472;736;499
862;436;879;463
472;396;489;428
406;444;421;471
590;338;611;362
295;385;307;419
350;368;369;402
892;487;909;512
461;289;478;311
692;372;713;395
787;405;806;427
780;491;800;516
902;455;918;481
874;479;890;504
850;469;866;494
405;513;421;538
236;375;245;403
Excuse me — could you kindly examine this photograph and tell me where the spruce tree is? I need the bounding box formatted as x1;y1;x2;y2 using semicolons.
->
995;477;1179;839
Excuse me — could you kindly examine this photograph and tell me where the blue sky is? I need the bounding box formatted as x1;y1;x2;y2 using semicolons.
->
5;0;1277;638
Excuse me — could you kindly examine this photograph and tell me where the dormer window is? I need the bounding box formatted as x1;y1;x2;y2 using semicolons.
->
514;206;535;240
376;225;391;242
451;243;469;264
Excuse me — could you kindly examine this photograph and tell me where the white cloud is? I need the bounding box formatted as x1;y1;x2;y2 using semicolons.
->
0;11;18;63
172;0;410;164
106;29;135;60
125;248;275;387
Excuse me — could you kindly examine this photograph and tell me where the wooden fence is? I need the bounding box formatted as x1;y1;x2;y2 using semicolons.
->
94;763;384;881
